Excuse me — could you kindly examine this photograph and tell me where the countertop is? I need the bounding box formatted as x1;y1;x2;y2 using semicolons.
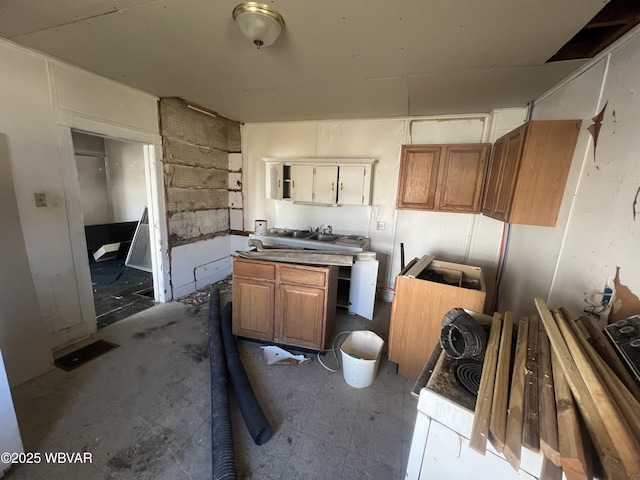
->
249;228;368;252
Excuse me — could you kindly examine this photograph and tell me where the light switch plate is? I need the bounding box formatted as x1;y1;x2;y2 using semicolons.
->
376;221;385;231
34;192;47;207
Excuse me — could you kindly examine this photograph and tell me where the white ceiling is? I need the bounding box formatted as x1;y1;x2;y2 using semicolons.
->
0;0;609;123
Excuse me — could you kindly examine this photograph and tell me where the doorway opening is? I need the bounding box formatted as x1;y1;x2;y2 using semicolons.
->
72;131;156;329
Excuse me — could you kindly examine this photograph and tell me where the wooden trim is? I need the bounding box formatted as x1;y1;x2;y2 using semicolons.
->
470;312;503;454
503;315;530;470
538;322;561;467
489;311;514;453
523;313;540;452
551;348;589;480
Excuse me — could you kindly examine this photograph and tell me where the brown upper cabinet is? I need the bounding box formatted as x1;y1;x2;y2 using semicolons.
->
481;120;581;226
396;144;491;213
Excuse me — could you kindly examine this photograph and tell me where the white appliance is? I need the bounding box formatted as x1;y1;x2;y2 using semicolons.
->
406;347;548;479
0;347;23;478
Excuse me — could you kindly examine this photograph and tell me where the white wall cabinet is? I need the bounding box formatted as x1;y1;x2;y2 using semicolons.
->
338;165;368;205
314;165;339;204
290;164;314;202
264;158;376;206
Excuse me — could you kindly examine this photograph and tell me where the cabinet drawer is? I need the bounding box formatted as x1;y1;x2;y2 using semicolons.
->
233;259;275;281
279;266;326;287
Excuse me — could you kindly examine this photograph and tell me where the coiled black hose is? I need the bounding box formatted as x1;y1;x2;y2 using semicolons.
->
220;301;274;445
440;309;487;359
208;289;236;480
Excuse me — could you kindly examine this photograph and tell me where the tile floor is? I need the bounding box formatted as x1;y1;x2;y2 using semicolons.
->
3;298;418;480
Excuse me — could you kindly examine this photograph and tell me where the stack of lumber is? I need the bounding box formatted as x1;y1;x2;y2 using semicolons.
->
469;298;640;480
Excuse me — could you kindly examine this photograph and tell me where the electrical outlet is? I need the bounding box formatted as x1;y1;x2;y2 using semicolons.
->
602;286;613;305
376;221;385;231
34;192;47;207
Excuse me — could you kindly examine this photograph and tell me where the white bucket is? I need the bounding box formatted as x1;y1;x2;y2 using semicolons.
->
340;331;384;388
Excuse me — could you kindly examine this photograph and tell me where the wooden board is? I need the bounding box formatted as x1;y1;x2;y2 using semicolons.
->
405;254;435;278
579;314;640;401
503;315;530;470
235;250;353;266
469;312;503;454
489;311;514;453
551;343;589;480
541;456;564;480
535;297;640;480
538;323;560;467
523;313;540;452
561;310;640;446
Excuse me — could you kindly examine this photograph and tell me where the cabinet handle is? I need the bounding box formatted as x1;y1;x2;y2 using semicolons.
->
278;179;281;188
331;182;334;191
340;182;344;191
292;180;295;188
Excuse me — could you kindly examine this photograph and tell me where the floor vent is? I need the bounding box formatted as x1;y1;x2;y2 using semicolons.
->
54;340;119;371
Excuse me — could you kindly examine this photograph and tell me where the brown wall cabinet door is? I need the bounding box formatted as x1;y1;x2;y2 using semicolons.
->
481;135;507;215
397;144;490;213
396;146;441;210
436;144;491;213
491;125;526;222
481;120;581;226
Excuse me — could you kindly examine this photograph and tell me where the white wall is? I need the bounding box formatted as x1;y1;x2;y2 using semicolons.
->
498;28;640;320
105;139;147;223
76;154;113;225
0;134;52;386
0;348;23;475
0;38;162;366
242;111;526;307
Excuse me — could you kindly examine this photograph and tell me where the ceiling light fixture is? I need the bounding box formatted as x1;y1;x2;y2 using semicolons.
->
232;2;285;49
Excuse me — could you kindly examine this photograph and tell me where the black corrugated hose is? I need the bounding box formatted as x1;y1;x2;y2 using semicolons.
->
220;301;274;446
208;288;236;480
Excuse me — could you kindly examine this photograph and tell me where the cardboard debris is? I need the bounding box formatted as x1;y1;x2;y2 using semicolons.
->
93;242;121;262
261;346;311;366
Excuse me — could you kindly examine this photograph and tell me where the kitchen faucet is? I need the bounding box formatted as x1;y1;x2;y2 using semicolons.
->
309;225;332;234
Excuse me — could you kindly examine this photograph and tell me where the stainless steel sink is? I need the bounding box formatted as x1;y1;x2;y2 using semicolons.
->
278;230;312;238
308;233;340;242
291;230;312;238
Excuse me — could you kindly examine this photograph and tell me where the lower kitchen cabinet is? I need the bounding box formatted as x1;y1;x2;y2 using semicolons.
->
233;277;275;341
232;257;338;350
278;284;325;349
389;257;486;381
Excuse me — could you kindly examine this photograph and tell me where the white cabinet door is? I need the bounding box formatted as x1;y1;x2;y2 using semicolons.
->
338;165;367;205
314;166;338;204
348;259;378;320
266;163;284;199
290;165;314;202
